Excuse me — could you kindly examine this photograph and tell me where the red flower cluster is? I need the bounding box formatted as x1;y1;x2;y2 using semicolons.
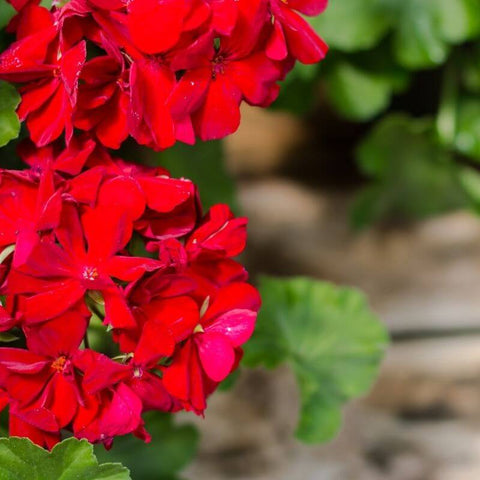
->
0;141;260;449
0;0;328;150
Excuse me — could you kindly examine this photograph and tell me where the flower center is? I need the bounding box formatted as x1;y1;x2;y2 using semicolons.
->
82;266;99;281
212;56;225;79
133;367;143;378
51;355;67;372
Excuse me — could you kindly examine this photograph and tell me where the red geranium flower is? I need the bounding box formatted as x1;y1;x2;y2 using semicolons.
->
9;203;160;327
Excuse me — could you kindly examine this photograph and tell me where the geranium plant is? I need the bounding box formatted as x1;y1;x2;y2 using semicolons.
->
0;0;387;477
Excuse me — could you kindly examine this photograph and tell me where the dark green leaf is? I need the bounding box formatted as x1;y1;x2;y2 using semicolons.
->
273;64;319;115
461;46;480;93
351;115;468;228
0;82;20;148
243;276;388;443
95;413;199;480
324;60;394;120
0;437;130;480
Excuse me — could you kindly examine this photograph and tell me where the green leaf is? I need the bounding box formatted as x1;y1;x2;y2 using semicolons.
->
0;2;15;29
455;97;480;160
351;114;468;228
95;413;199;480
0;437;130;480
243;276;388;443
0;82;20;148
391;0;480;69
148;140;238;212
324;60;394;121
310;0;390;52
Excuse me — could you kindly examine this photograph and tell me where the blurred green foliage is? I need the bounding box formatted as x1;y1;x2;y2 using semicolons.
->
280;0;480;228
351;114;468;228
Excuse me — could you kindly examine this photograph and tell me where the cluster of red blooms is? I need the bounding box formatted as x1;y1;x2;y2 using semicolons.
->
0;139;260;448
0;0;329;451
0;0;328;150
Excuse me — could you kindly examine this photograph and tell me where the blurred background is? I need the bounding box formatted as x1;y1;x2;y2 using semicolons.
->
168;1;480;478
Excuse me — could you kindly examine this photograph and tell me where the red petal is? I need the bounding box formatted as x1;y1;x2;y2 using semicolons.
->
129;372;175;411
195;332;234;382
266;18;288;61
99;383;142;437
0;27;55;82
82;206;132;261
204;282;261;321
162;339;191;401
95;91;129;149
10;413;60;449
97;176;146;221
187;204;247;258
128;0;190;54
134;321;175;365
204;309;256;347
24;310;87;357
139;176;194;213
23;279;85;322
45;374;78;427
16;5;53;40
228;52;281;104
75;349;130;394
287;0;328;16
169;68;210;117
279;6;328;64
102;285;137;329
60;41;86;101
0;348;48;373
142;296;199;342
129;59;176;150
55;203;87;260
193;76;241;141
26;85;71;147
17;79;58;120
106;255;161;282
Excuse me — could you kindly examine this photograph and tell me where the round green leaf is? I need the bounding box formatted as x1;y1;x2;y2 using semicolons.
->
243;276;388;444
